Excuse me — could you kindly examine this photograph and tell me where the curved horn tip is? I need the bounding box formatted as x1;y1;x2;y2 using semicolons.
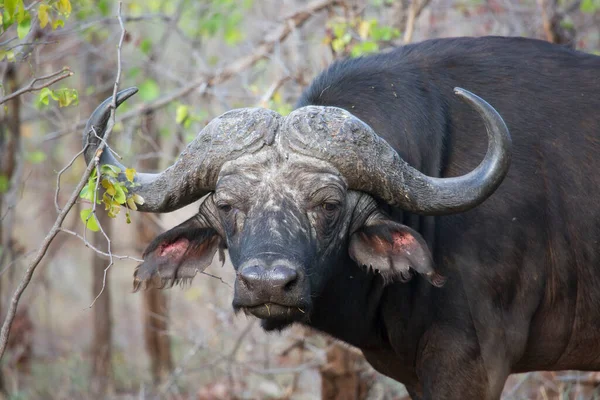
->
83;87;139;163
115;87;138;106
453;87;481;102
86;86;138;129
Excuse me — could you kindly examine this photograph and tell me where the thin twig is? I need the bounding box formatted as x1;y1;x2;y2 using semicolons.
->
242;360;321;375
54;148;85;213
200;271;232;288
0;4;125;361
59;228;143;262
0;67;73;105
258;76;291;108
5;40;59;51
0;250;35;277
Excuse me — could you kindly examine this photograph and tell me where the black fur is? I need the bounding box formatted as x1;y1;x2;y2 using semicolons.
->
294;36;600;399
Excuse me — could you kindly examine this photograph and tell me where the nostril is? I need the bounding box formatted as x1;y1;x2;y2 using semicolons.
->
270;265;298;290
239;265;265;289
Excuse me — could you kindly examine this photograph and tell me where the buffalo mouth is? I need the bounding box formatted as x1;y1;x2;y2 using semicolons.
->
237;303;309;321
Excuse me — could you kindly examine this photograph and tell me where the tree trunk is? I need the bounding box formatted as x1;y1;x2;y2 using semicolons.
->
0;64;22;396
90;211;113;396
138;111;173;384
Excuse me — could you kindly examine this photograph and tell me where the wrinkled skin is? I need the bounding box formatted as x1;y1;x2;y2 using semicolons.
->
215;150;440;323
88;37;600;400
136;148;442;325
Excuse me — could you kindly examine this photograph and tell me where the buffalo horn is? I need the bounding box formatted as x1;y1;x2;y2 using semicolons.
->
83;88;280;213
282;87;511;215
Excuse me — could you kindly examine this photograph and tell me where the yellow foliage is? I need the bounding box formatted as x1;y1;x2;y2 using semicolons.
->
58;0;72;16
38;4;50;28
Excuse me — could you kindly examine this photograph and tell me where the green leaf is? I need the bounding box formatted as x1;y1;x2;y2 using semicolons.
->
16;0;25;22
113;184;126;204
138;79;160;101
332;23;346;39
224;27;242;45
80;208;100;232
79;183;95;202
140;38;152;55
125;168;136;183
100;164;121;177
332;38;346;53
0;175;9;193
581;0;600;12
175;104;189;125
200;13;223;36
38;4;50;28
351;41;379;57
17;12;30;39
26;150;46;164
371;25;400;41
107;202;120;218
0;50;15;62
54;88;78;107
3;9;14;31
51;19;64;30
39;87;52;105
5;0;18;18
98;0;110;16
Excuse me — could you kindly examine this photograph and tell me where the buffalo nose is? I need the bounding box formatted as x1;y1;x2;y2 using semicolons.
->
239;265;298;291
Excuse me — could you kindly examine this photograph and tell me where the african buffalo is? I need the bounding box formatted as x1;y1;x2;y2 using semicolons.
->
83;36;600;399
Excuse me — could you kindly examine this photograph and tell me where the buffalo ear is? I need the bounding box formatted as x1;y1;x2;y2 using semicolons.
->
349;220;446;287
133;218;225;291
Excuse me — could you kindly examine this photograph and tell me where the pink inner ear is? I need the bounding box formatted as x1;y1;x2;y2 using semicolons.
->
392;231;417;251
158;238;190;257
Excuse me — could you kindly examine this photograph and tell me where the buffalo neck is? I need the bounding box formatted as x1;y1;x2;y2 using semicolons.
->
304;254;424;353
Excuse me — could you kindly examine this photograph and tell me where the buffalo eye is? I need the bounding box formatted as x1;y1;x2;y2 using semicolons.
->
321;201;340;213
217;203;233;213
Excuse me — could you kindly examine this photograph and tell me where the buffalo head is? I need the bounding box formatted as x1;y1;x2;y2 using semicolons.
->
82;87;511;328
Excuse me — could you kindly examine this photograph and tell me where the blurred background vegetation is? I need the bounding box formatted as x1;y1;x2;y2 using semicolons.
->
1;0;599;399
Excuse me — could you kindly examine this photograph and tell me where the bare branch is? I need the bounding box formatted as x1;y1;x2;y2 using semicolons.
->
40;0;340;142
54;148;85;213
0;3;126;361
0;68;73;106
258;76;291;108
59;228;143;263
88;2;128;309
